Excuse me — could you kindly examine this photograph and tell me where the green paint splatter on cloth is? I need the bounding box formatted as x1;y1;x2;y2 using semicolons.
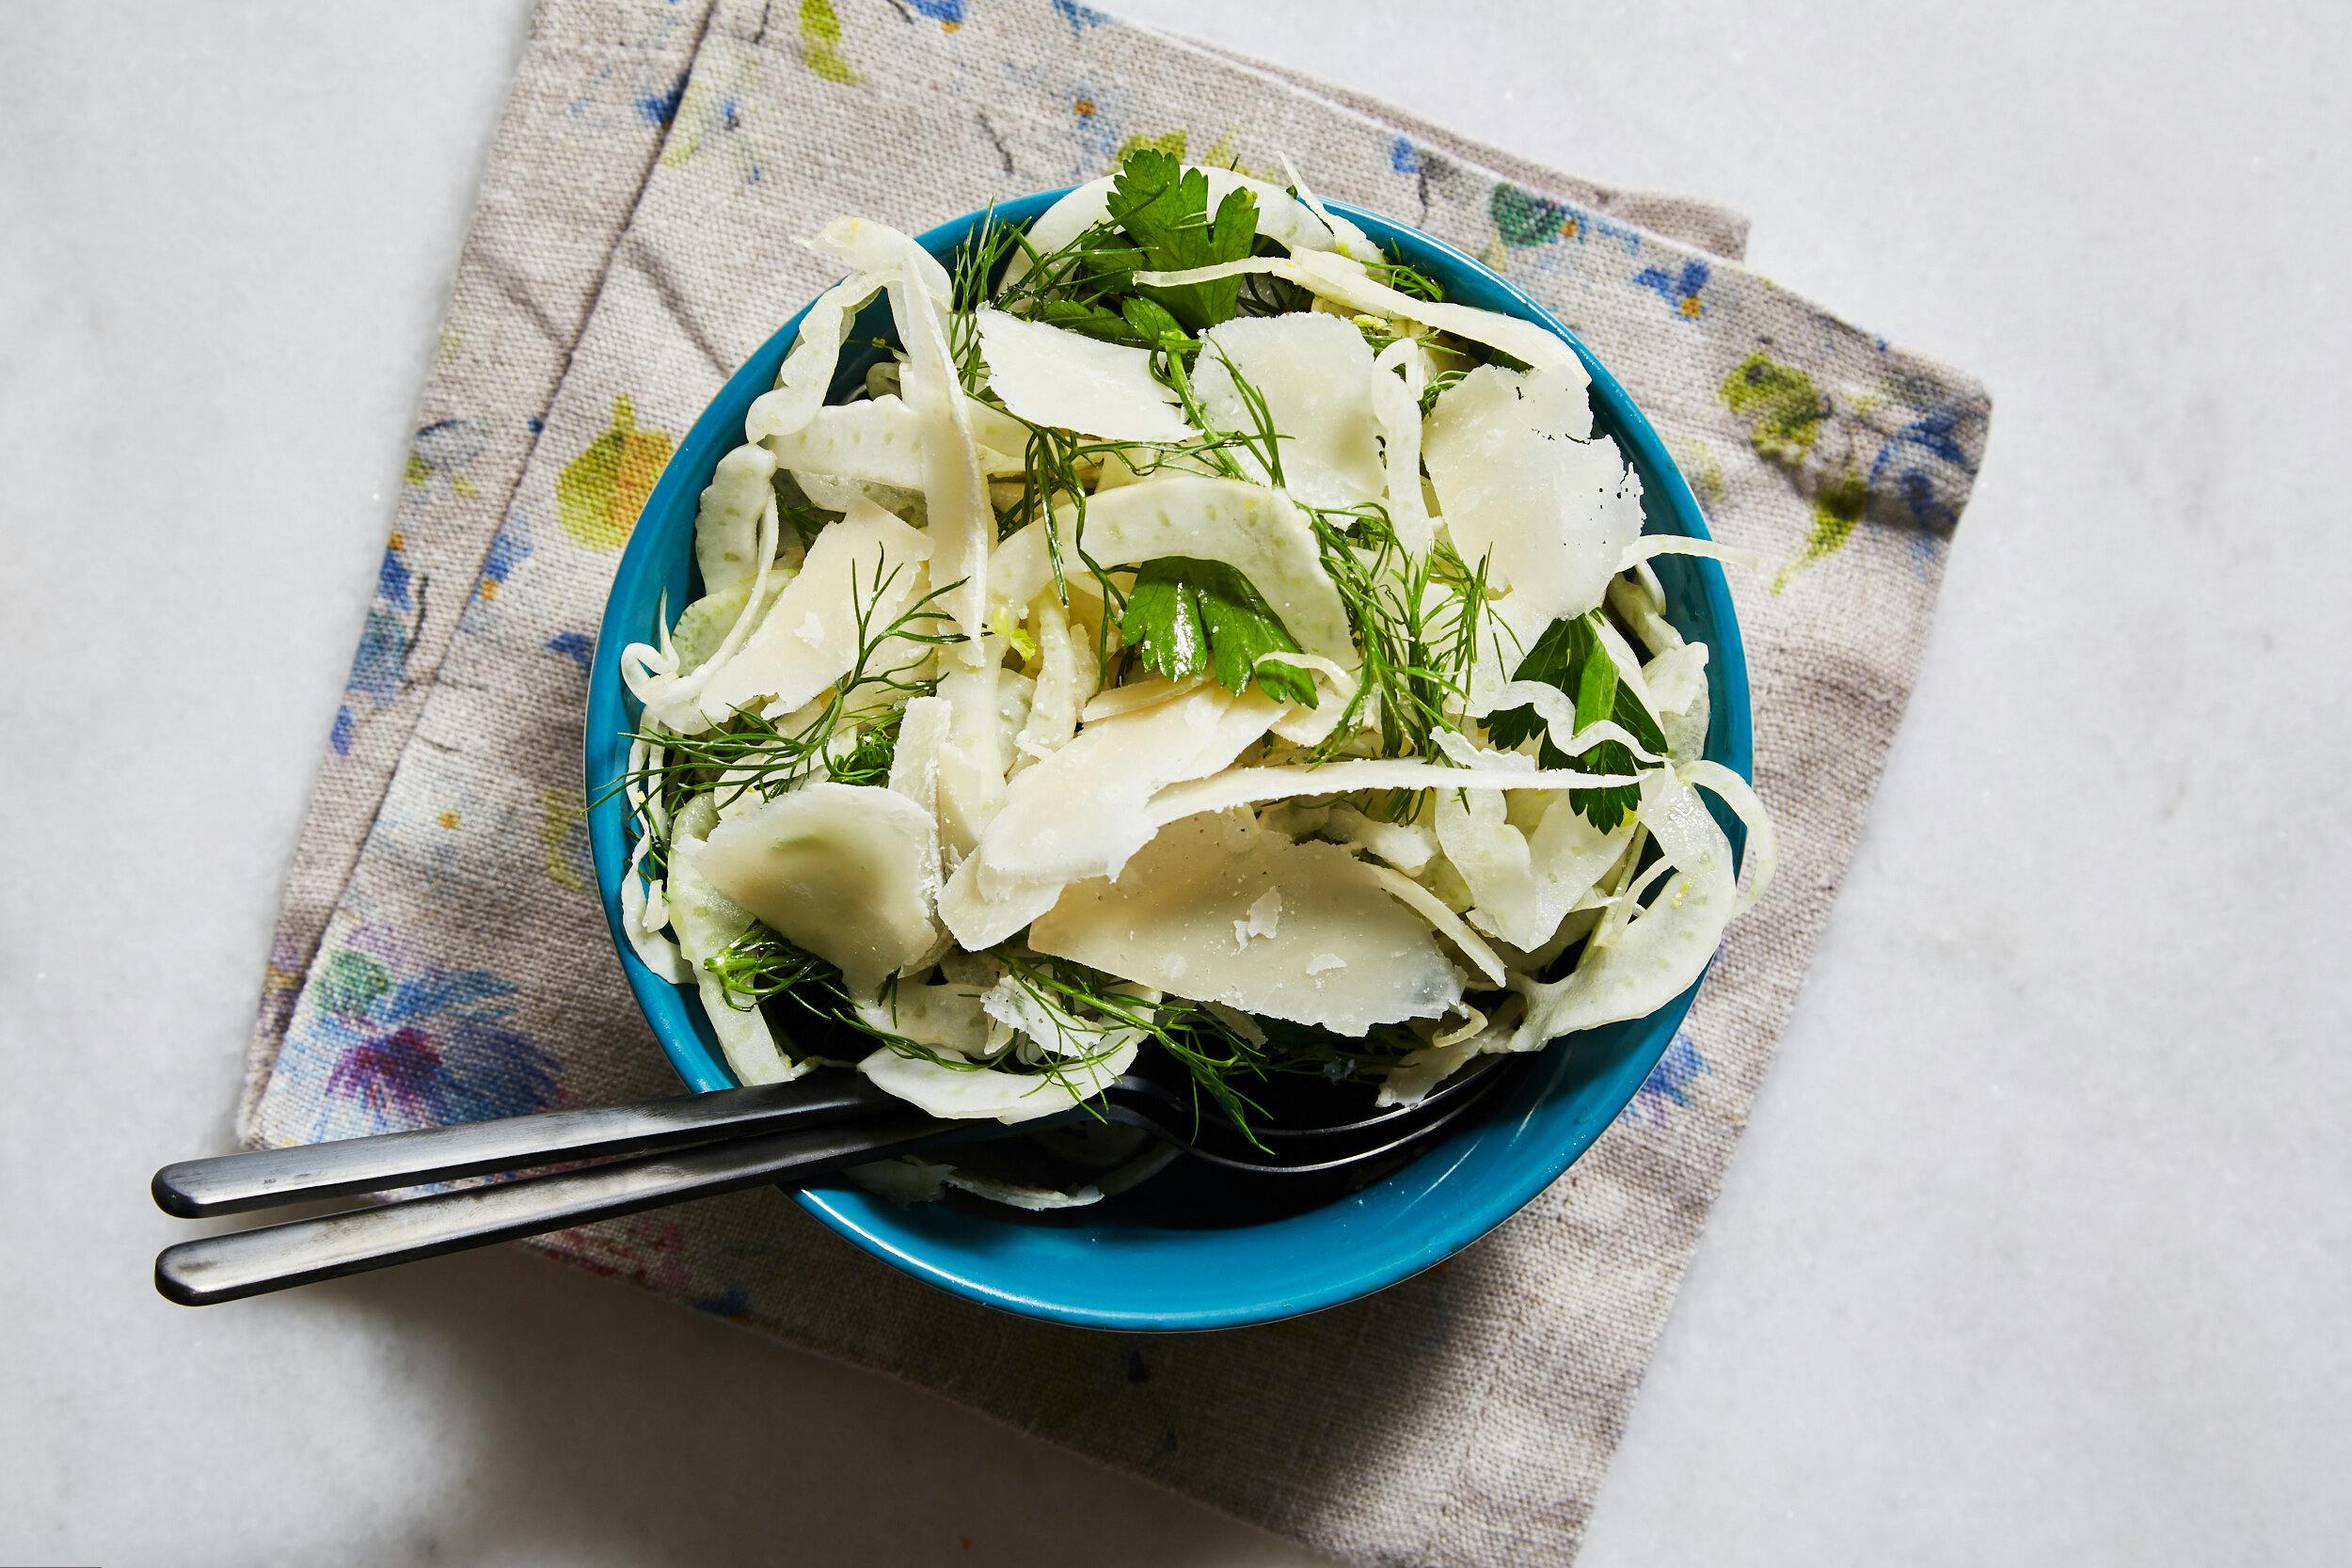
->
1489;182;1575;248
1773;461;1870;592
538;788;591;894
315;949;391;1020
1115;127;1188;164
1667;437;1726;508
799;0;862;86
556;395;673;551
1720;351;1827;466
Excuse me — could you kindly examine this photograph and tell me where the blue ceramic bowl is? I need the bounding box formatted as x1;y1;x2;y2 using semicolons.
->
587;190;1751;1331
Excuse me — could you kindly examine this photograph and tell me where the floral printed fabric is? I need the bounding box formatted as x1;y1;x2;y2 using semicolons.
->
242;4;1989;1565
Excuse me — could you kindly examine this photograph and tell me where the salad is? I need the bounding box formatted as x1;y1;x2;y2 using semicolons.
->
614;151;1773;1203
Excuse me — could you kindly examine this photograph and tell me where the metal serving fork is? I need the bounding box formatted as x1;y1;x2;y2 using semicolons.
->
151;1059;1514;1307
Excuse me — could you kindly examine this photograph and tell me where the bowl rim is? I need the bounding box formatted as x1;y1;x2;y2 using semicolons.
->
585;188;1752;1330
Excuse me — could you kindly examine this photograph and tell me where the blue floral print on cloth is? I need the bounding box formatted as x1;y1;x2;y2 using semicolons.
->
238;6;1989;1566
282;927;564;1143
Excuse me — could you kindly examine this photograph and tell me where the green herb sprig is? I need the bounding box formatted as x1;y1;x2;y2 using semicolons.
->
617;560;959;814
1486;611;1669;830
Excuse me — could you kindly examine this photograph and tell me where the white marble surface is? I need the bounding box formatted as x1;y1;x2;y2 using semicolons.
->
3;2;2347;1562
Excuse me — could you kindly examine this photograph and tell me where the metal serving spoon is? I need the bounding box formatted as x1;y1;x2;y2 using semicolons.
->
151;1058;1512;1307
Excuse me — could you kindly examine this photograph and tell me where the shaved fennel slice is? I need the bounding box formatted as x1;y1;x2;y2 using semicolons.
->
976;309;1190;443
669;572;786;675
808;215;953;304
1645;642;1712;762
1029;812;1465;1035
943;1170;1106;1211
1680;760;1777;916
991;476;1352;666
1079;673;1205;723
998;166;1368;292
887;693;952;895
694;440;779;594
791;471;869;513
1375;999;1523;1107
1134;249;1586;382
1262;800;1439;876
619;834;689;985
1193;313;1383;508
770;395;1023;491
693;496;930;727
1276;152;1382;264
1641;642;1708;720
1434;784;1539;945
937;684;1283;950
667;796;802;1085
1440;784;1637;950
858;1036;1136;1124
1361;862;1508;987
1013;601;1092;767
745;271;888;444
1140;752;1650;836
853;980;992;1056
1371;338;1433;554
1506;768;1737;1053
961;394;1033;464
624;493;782;734
699;782;943;998
1607;564;1678;652
1613;534;1760;576
893;252;992;646
1261;651;1358;746
1425;364;1643;637
847;1158;953;1204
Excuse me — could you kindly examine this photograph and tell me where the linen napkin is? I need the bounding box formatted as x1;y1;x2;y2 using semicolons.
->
239;3;1991;1562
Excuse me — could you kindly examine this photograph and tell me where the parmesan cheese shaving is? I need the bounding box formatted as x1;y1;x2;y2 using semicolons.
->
1425;363;1643;636
1371;337;1433;555
977;309;1191;443
937;683;1282;949
1029;812;1466;1035
692;496;930;728
1194;313;1384;508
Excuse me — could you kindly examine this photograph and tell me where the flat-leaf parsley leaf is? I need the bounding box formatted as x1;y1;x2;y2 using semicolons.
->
1120;556;1319;707
1109;150;1258;333
1486;612;1667;830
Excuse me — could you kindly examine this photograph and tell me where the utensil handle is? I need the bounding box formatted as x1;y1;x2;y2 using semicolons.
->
151;1076;900;1217
153;1115;952;1307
